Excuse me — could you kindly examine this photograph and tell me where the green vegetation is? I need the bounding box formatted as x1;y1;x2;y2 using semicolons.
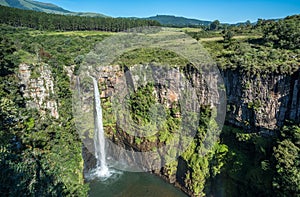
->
0;36;20;76
0;24;110;67
186;15;300;76
273;125;300;196
129;83;156;124
207;124;300;197
0;0;108;17
200;15;300;75
0;24;102;196
214;125;275;196
180;107;224;196
209;20;221;31
184;18;257;41
101;79;182;148
223;29;234;42
261;15;300;49
0;5;160;32
0;0;71;14
115;48;189;67
0;40;89;196
205;40;298;75
146;15;211;27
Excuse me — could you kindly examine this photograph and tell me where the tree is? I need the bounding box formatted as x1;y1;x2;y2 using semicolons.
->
223;29;234;42
263;15;300;49
210;20;220;31
0;36;19;76
245;20;252;28
272;125;300;196
0;5;160;32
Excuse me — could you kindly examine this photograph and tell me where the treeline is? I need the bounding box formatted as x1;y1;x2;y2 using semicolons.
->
0;5;160;32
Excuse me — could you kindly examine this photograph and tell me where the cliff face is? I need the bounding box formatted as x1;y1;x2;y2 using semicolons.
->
80;63;222;172
223;69;300;132
18;63;59;119
17;63;88;195
91;65;300;133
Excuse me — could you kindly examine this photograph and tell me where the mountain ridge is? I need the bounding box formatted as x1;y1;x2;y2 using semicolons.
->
145;15;212;27
1;0;215;26
1;0;265;26
0;0;109;17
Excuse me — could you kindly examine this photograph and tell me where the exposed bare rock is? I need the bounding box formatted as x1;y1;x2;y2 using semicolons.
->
18;63;59;119
223;69;300;132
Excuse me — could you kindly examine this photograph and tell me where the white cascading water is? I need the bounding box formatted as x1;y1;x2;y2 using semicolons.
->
76;76;81;96
91;77;110;178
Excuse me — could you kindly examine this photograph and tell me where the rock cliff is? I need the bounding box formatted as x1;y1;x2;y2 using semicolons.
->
18;63;59;119
223;69;300;132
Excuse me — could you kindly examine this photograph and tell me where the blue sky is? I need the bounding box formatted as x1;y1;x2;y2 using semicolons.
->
41;0;299;23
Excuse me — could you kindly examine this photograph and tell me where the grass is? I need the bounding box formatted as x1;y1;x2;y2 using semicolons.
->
14;49;38;64
3;27;112;66
114;47;189;67
179;27;203;33
200;35;262;42
29;30;115;37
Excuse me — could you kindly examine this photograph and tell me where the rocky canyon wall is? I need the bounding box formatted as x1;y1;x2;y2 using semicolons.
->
223;69;300;132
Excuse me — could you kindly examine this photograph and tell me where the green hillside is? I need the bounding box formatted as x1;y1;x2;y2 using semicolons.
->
146;15;212;27
1;1;214;26
0;0;108;17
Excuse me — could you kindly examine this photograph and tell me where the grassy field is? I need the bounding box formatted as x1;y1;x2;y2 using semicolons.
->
29;30;115;37
199;35;262;42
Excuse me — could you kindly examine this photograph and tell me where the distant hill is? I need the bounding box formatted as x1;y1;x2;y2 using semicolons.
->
146;15;212;27
0;0;108;17
3;0;250;27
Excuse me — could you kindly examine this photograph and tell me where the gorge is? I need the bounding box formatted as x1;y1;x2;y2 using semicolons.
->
0;10;299;197
78;62;299;197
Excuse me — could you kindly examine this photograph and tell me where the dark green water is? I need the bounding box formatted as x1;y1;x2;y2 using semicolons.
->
89;171;188;197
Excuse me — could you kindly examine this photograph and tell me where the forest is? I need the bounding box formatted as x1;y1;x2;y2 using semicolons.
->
0;5;299;197
0;5;160;32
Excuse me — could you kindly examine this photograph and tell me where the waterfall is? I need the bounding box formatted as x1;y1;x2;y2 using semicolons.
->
76;76;81;96
91;77;110;178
